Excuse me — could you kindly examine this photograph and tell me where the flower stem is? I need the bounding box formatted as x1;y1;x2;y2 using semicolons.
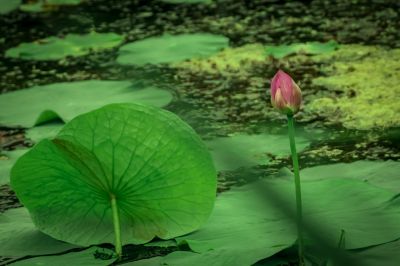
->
287;114;305;265
110;193;122;259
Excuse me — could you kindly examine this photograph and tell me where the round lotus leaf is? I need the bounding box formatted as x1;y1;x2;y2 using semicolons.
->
11;103;217;246
117;34;229;66
0;80;172;128
5;32;123;60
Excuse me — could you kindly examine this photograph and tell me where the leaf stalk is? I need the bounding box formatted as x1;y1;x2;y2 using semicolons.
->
287;114;305;266
110;193;122;259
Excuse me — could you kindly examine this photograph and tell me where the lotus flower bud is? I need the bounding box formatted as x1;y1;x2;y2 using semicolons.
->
270;70;302;115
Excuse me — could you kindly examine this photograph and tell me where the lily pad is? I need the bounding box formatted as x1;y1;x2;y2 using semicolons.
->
126;175;400;266
11;103;217;247
117;34;229;66
347;239;400;266
0;80;172;127
300;160;400;193
5;32;123;60
12;246;114;266
206;133;309;171
0;208;79;257
0;0;21;14
26;122;64;143
265;41;338;59
0;149;28;185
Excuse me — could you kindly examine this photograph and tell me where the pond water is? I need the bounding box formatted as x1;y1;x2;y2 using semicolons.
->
0;0;399;266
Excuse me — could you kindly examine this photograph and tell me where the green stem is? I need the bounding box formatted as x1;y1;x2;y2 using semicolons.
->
110;193;122;259
287;114;305;266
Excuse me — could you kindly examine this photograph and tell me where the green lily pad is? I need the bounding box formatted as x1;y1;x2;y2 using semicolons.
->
0;208;79;257
0;0;21;14
5;32;123;60
11;103;217;247
265;41;338;59
347;239;400;266
121;176;400;266
0;80;172;127
117;34;229;66
206;133;309;171
12;246;114;266
300;160;400;193
26;122;64;143
0;149;28;185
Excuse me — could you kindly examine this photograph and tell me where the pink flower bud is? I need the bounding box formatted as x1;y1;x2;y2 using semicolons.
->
270;70;302;115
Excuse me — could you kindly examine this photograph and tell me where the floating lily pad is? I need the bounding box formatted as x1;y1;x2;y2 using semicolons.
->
0;0;21;14
20;0;84;13
117;34;229;66
348;239;400;266
5;32;123;60
206;133;309;171
12;246;114;266
0;208;79;257
265;41;339;59
0;149;28;185
26;123;64;143
300;160;400;193
11;103;217;247
127;176;400;266
0;80;172;127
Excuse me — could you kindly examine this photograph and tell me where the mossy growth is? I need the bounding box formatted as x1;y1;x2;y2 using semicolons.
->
172;44;267;76
306;45;400;130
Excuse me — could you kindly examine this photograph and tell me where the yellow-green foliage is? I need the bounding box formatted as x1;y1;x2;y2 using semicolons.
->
307;45;400;130
172;44;266;76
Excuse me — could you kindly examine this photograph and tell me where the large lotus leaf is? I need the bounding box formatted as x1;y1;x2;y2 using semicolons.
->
265;41;338;59
12;246;114;266
5;32;123;60
117;34;229;66
345;239;400;266
0;80;172;127
0;208;78;257
126;177;400;266
11;103;217;247
300;160;400;193
26;122;64;143
206;133;309;171
0;149;28;185
0;0;21;14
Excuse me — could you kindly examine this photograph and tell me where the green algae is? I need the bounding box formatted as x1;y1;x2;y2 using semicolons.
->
172;44;266;76
306;45;400;130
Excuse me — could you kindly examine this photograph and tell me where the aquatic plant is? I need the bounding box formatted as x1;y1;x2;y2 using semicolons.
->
117;33;229;66
270;70;304;265
10;103;217;258
0;80;172;127
5;32;123;61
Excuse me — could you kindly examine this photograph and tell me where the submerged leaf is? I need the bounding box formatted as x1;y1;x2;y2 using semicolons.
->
0;80;172;127
11;103;217;246
117;34;229;66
